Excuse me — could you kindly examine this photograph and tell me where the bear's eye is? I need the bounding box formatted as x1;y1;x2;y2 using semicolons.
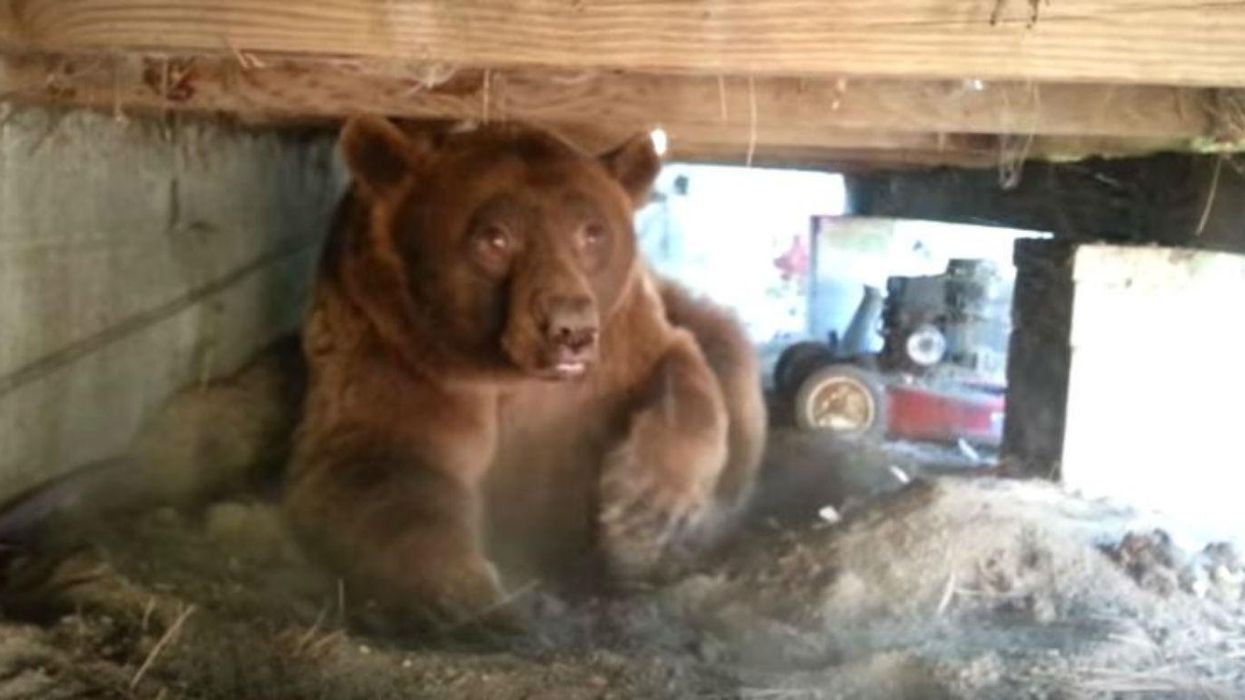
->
468;222;515;273
474;223;511;252
581;222;607;247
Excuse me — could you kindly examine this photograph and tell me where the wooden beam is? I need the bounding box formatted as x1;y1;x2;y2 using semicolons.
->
669;135;1191;170
2;50;1204;169
672;143;1000;172
4;1;1245;87
1;51;1232;147
849;152;1245;253
3;49;1223;170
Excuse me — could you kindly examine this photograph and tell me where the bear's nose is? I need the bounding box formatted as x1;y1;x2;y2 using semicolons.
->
543;295;599;356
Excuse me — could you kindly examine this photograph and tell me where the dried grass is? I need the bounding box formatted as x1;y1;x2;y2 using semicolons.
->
130;603;196;689
996;82;1040;189
745;75;758;168
1194;155;1223;237
1206;89;1245;142
1075;667;1237;699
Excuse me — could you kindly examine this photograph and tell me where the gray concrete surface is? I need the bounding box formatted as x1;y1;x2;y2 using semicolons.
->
0;106;342;498
1060;244;1245;547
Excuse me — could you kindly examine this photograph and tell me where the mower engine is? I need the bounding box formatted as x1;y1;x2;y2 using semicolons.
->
881;259;1011;389
777;258;1011;448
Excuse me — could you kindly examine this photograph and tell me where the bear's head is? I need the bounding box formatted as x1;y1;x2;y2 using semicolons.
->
337;116;661;381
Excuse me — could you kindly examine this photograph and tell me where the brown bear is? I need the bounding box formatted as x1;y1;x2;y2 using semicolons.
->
282;116;766;634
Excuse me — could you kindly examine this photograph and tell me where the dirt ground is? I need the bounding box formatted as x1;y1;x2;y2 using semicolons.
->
2;451;1242;700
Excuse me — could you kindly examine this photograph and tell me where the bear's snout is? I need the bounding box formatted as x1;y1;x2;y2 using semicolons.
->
501;276;602;380
538;294;598;378
542;294;598;359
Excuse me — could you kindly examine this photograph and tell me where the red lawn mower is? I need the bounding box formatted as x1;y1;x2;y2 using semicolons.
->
774;259;1009;448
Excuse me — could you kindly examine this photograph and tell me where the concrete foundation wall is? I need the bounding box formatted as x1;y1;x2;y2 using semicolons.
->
1061;244;1245;542
0;107;342;498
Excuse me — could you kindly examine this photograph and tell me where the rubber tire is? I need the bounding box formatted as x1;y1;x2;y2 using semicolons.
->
793;363;888;443
773;342;834;398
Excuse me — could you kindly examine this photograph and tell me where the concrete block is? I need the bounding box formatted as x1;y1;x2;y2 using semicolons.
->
0;107;342;498
1062;244;1245;542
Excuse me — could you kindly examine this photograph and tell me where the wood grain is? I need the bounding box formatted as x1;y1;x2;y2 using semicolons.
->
0;52;1222;151
0;50;1207;167
1;50;1202;167
2;1;1245;87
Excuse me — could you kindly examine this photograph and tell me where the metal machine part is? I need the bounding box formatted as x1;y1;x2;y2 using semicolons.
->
904;323;948;367
779;256;1012;447
881;259;1010;386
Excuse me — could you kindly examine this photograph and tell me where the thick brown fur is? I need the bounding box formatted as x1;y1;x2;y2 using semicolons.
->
281;117;766;635
656;280;767;514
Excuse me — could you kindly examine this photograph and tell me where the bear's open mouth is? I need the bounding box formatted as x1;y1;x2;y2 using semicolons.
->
535;360;590;381
557;360;588;375
553;360;588;378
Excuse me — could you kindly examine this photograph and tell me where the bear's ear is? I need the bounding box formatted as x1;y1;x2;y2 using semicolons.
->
339;115;429;199
600;132;662;209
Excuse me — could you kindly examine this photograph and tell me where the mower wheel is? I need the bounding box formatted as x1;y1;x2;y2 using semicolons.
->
793;364;888;442
773;342;834;397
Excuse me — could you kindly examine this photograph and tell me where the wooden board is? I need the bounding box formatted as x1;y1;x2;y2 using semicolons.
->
849;150;1245;249
0;61;979;166
0;52;1218;140
0;50;1224;168
4;0;1245;87
669;135;1187;170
